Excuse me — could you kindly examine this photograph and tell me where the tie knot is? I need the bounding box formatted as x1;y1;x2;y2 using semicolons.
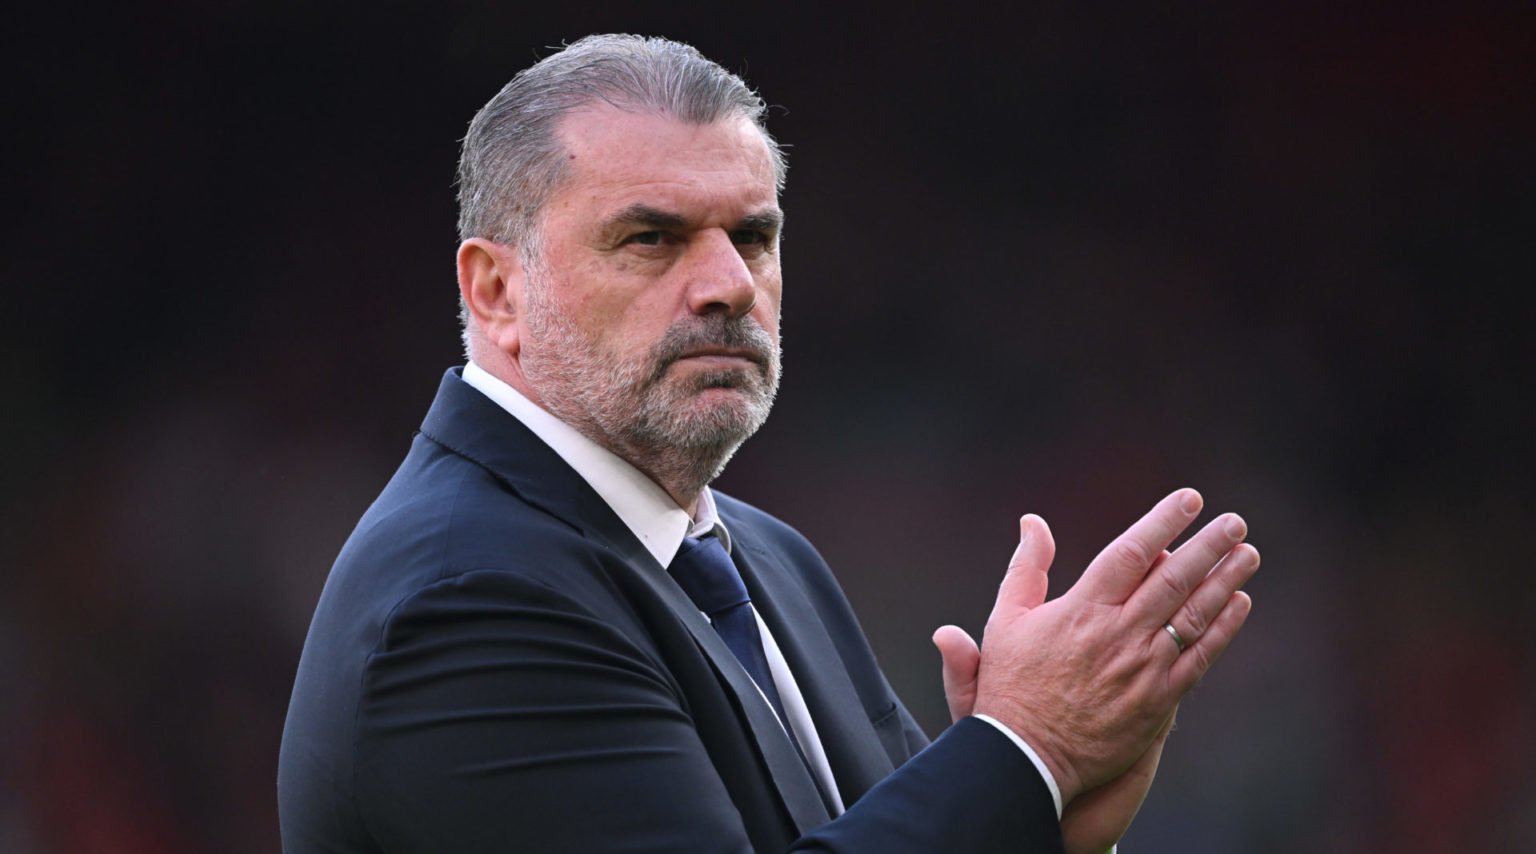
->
669;535;750;616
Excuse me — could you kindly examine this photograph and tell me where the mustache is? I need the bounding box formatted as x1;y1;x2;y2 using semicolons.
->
648;316;776;377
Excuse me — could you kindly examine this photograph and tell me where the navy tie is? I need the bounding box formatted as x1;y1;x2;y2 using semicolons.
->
669;534;792;729
671;533;837;814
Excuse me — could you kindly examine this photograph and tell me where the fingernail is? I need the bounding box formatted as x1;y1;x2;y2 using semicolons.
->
1019;514;1039;539
1224;515;1246;538
1179;490;1201;514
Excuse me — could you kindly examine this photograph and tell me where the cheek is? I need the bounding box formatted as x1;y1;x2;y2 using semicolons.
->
585;295;679;361
753;302;781;338
557;271;650;335
753;274;784;333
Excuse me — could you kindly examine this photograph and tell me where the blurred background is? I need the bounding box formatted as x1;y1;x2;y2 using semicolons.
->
6;2;1533;851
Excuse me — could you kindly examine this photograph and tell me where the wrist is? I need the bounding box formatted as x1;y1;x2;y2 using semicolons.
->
972;703;1083;805
970;712;1079;814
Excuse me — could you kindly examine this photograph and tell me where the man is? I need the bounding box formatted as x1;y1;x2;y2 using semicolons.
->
278;34;1259;853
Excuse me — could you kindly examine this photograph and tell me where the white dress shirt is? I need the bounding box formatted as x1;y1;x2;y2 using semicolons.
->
460;361;1064;822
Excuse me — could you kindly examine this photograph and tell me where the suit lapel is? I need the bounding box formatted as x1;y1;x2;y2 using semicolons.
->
591;530;832;835
726;523;898;805
418;369;830;835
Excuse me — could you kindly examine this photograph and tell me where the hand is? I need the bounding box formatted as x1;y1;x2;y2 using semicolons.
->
933;627;1173;854
1057;711;1174;853
964;490;1257;805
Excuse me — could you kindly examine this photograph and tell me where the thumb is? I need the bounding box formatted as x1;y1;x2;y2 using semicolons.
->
995;514;1056;617
932;625;980;723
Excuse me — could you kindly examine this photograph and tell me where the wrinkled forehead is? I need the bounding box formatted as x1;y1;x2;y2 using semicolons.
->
552;105;780;206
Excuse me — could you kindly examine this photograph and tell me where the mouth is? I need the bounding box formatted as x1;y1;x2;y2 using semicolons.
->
672;348;765;369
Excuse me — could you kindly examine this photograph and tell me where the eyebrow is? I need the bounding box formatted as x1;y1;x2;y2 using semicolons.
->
606;203;785;234
735;209;785;234
608;204;689;231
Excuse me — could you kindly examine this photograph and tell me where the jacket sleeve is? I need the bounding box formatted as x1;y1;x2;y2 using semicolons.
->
350;568;1062;853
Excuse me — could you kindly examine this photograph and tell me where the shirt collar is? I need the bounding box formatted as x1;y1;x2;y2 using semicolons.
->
462;361;729;567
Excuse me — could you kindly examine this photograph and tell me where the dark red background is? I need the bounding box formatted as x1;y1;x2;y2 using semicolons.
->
6;3;1533;850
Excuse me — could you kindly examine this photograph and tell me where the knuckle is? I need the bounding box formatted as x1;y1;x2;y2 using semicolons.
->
1176;601;1208;639
1189;640;1215;675
1112;536;1152;569
1155;564;1191;600
1200;532;1232;564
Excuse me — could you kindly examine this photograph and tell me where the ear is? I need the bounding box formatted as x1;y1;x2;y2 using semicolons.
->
457;238;526;357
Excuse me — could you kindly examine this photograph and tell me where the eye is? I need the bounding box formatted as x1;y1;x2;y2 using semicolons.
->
730;229;772;248
626;231;666;247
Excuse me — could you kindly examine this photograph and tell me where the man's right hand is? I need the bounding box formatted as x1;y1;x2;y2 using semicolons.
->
970;489;1259;806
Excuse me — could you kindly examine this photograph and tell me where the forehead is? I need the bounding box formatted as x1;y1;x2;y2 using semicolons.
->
550;106;779;219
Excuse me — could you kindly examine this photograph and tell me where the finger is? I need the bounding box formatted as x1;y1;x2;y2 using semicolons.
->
996;514;1056;613
1169;590;1253;694
932;625;981;723
1160;543;1260;654
1073;489;1203;606
1125;512;1248;628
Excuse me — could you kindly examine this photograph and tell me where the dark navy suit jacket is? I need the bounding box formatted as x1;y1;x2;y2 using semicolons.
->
278;369;1062;852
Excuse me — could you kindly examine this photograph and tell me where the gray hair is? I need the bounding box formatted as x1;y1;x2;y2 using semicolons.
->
455;34;786;249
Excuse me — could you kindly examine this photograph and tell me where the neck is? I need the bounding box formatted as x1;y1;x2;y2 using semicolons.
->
470;349;719;517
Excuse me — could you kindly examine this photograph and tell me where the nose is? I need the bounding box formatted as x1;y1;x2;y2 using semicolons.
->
684;230;757;318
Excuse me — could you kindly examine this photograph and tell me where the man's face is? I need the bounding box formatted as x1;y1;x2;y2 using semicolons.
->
516;106;784;477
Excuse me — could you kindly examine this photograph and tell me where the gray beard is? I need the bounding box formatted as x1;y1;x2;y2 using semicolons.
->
521;284;781;501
